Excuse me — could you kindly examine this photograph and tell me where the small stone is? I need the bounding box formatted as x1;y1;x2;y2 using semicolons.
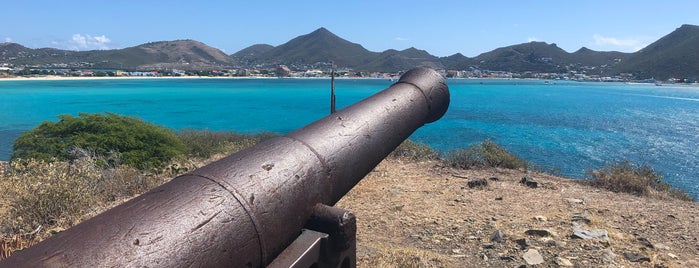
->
525;229;554;237
637;237;654;248
555;257;574;267
520;175;538;188
522;249;544;265
451;248;463;254
571;212;591;223
491;230;504;243
667;253;678;259
601;249;616;262
483;243;497;249
655;243;670;250
488;176;500;181
624;252;650;262
572;223;608;240
534;215;548;222
499;255;517;262
515;238;529;249
564;198;585;204
468;179;488;188
482;253;489;261
495;196;503;201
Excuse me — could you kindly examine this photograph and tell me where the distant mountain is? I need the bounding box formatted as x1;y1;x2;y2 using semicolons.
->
0;40;234;70
362;47;444;72
470;42;572;73
2;25;699;79
570;47;630;66
231;44;274;65
244;27;379;69
439;53;473;70
614;24;699;80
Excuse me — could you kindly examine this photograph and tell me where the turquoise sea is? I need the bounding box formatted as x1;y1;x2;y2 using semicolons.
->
1;78;698;198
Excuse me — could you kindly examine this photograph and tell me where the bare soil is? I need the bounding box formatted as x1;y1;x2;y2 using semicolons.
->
336;159;699;267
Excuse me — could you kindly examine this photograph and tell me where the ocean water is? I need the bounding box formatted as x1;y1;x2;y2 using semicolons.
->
1;78;698;198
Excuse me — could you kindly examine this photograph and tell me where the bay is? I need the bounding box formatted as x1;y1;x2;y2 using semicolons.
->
1;78;698;198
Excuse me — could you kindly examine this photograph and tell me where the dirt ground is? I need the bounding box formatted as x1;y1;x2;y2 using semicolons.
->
336;159;699;267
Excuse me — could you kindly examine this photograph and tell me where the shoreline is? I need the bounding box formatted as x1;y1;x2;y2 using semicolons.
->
2;75;698;86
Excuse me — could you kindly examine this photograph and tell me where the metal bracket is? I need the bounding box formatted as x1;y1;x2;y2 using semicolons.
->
268;204;356;268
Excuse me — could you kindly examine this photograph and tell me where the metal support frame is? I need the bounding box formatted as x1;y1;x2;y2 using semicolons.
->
269;204;356;268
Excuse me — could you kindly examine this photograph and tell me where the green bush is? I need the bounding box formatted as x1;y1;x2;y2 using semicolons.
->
587;161;694;201
445;139;528;170
11;113;186;170
390;140;440;161
176;129;278;158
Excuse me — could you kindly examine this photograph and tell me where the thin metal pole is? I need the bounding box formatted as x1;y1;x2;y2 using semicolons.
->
330;61;336;114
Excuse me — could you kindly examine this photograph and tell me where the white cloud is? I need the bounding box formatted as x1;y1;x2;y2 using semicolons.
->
69;34;111;50
4;37;11;43
528;37;541;42
592;34;647;52
394;37;409;41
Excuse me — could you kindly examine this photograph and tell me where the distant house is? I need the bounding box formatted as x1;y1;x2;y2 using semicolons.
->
276;65;291;77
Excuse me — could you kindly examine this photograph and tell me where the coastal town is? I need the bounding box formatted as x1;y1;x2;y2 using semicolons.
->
1;64;696;84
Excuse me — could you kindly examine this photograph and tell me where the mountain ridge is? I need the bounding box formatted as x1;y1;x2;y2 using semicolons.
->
2;25;698;79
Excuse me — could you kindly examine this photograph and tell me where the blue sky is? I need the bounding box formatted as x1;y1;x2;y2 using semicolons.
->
2;0;698;57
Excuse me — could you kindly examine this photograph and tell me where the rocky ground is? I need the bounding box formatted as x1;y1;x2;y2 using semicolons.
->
336;159;699;267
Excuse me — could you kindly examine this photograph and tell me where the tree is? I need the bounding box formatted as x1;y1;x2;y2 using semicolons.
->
12;113;187;169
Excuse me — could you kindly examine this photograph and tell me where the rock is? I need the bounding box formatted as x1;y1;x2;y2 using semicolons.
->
655;243;670;250
601;249;616;262
495;196;503;201
468;178;488;188
520;175;538;188
491;229;504;243
667;253;678;259
571;212;591;223
515;238;529;249
564;198;585;204
572;223;608;240
555;256;574;267
637;237;654;248
500;255;517;262
488;176;500;181
533;215;548;222
522;249;544;265
525;229;554;237
624;252;650;262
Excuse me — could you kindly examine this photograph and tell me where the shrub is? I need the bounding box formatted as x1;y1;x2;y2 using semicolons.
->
445;139;528;170
11;113;187;170
390;140;440;161
176;129;278;158
587;161;694;201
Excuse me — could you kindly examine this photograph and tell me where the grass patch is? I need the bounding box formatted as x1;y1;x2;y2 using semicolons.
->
176;129;278;158
390;140;440;161
444;139;528;170
587;161;694;201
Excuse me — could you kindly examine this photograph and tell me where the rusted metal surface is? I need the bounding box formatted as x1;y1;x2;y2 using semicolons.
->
0;67;449;267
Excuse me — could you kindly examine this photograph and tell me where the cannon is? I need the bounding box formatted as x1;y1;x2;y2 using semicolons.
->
0;67;450;267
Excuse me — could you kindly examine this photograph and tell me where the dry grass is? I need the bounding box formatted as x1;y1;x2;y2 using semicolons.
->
337;159;699;267
1;141;697;266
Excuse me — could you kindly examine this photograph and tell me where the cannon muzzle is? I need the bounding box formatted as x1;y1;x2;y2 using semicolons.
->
1;67;450;267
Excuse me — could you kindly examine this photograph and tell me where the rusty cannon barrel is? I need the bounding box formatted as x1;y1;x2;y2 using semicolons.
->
1;67;450;267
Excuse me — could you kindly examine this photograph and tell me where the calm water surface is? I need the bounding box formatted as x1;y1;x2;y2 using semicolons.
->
1;78;698;198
